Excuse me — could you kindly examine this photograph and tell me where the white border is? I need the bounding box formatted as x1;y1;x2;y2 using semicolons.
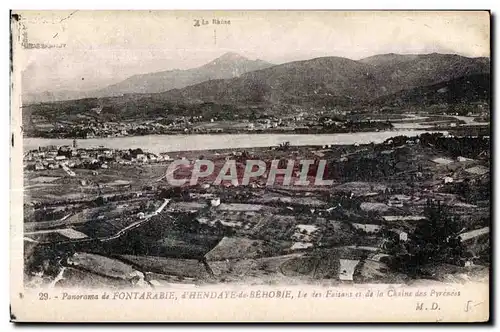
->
2;1;498;330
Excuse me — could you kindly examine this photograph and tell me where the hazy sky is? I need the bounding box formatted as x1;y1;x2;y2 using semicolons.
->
14;10;490;93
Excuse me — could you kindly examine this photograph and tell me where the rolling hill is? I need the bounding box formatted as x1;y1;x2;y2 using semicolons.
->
158;53;490;106
159;56;382;105
23;53;490;129
22;52;273;104
365;53;490;96
97;52;273;96
359;53;421;67
371;73;490;107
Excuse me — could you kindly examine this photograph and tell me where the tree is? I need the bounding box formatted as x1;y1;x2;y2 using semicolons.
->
129;148;144;158
94;196;105;206
389;199;465;276
277;141;291;151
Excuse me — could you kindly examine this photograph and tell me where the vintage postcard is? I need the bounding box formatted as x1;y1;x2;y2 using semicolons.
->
10;10;490;322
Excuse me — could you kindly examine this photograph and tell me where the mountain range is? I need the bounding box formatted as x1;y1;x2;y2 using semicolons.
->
23;52;490;112
372;73;490;107
158;53;490;106
22;52;273;104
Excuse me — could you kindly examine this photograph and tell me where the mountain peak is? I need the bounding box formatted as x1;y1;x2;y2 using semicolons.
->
216;52;248;62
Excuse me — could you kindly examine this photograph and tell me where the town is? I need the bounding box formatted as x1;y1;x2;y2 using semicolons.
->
23;132;490;289
23;100;489;139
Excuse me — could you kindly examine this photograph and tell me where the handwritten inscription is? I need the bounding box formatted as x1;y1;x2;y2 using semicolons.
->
465;300;484;313
17;18;66;49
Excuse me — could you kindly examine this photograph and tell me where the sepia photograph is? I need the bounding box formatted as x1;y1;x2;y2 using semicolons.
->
10;10;491;322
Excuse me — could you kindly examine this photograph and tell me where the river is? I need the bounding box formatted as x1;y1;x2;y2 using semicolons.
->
23;130;446;154
451;115;489;126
